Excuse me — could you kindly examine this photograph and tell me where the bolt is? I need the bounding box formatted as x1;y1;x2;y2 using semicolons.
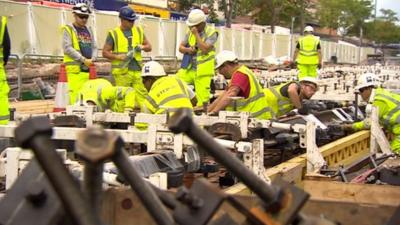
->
75;126;122;162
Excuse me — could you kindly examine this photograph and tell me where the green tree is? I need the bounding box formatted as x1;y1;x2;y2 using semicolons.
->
364;8;400;44
379;9;399;23
317;0;373;36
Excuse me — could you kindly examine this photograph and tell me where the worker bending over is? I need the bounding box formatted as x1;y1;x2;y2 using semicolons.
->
293;26;322;79
141;61;194;114
0;15;10;125
208;51;272;119
62;3;97;104
264;77;319;117
102;6;151;102
177;9;218;106
78;78;138;113
342;73;400;154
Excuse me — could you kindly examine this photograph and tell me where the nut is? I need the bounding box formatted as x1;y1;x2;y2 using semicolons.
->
75;126;123;162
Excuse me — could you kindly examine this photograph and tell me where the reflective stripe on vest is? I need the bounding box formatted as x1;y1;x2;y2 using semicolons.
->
297;35;319;65
146;77;192;114
0;16;7;69
63;25;82;73
110;26;143;73
268;87;292;107
375;92;400;127
0;115;9;121
97;87;111;111
188;25;217;77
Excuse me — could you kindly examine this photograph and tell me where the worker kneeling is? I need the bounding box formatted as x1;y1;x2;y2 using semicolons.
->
264;77;319;117
141;61;194;114
342;73;400;154
208;50;272;119
77;78;139;112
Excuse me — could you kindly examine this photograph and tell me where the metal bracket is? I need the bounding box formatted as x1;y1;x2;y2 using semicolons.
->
305;122;326;174
243;139;271;184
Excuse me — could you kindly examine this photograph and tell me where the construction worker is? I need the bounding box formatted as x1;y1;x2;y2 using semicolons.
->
264;77;319;117
102;6;151;103
62;3;97;104
77;78;139;113
208;51;272;119
0;16;10;125
293;26;322;79
342;73;400;154
176;9;218;107
141;61;194;114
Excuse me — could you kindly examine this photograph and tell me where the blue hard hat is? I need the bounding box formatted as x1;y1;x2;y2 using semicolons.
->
119;6;137;21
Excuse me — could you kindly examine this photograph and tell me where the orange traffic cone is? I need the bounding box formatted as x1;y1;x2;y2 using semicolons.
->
53;64;69;112
89;64;97;80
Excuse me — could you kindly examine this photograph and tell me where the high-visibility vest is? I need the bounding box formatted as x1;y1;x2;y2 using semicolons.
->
62;24;93;74
109;26;144;75
264;82;296;117
353;88;400;131
0;16;7;71
144;76;193;114
188;25;217;77
225;65;273;119
296;35;320;65
79;78;137;112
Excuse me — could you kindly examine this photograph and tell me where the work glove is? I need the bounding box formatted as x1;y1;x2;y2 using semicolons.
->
341;124;354;132
83;58;93;67
297;105;310;115
134;45;142;52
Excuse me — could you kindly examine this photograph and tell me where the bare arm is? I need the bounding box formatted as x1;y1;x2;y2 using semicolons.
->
141;34;152;52
287;83;302;109
178;41;196;54
293;49;299;62
102;42;125;61
318;49;322;65
208;86;240;113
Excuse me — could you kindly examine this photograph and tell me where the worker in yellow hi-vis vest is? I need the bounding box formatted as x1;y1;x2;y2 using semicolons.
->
208;51;273;120
176;9;218;107
293;26;322;79
342;73;400;154
141;61;194;114
102;6;152;104
0;16;10;125
62;3;97;104
77;78;139;113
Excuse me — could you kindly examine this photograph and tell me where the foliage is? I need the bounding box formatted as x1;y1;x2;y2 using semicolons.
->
364;9;400;44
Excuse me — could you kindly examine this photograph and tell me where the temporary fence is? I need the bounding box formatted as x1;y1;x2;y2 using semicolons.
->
0;0;374;63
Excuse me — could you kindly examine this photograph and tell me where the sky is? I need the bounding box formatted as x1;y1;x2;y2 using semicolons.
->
376;0;400;18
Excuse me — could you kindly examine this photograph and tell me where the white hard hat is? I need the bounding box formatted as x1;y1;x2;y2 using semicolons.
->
304;26;314;33
141;61;166;77
215;50;238;69
355;73;377;91
299;76;319;87
186;9;206;26
73;3;91;15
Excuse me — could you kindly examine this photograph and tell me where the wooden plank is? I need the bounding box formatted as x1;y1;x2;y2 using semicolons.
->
226;131;372;194
10;100;55;114
302;180;400;207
